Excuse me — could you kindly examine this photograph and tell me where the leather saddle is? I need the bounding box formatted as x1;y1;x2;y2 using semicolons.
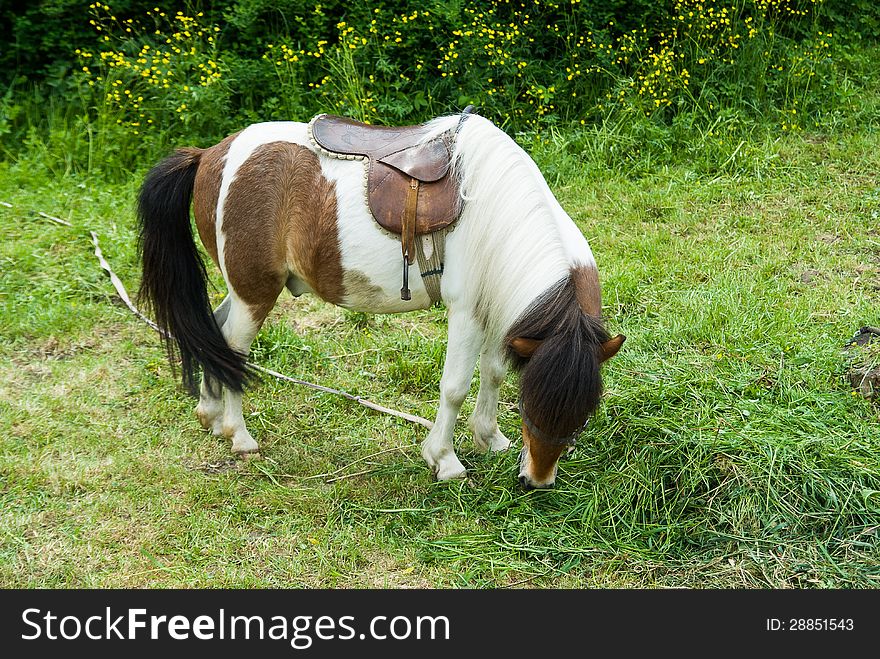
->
310;109;474;299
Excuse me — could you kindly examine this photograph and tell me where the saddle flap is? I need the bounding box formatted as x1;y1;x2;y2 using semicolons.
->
377;139;450;182
369;162;461;235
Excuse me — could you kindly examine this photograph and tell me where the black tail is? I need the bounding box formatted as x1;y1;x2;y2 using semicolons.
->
137;148;251;394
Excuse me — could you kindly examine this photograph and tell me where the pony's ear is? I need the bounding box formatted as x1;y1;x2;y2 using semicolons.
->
599;334;625;362
509;337;542;359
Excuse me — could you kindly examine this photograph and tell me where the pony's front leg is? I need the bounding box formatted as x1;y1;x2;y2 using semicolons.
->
469;347;512;453
421;309;482;480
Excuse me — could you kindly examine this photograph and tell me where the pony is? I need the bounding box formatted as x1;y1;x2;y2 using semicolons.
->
137;111;624;489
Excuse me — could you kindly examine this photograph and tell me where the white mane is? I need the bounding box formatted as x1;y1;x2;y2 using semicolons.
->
426;113;595;340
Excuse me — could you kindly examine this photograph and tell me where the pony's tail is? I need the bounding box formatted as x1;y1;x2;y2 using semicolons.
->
137;148;250;395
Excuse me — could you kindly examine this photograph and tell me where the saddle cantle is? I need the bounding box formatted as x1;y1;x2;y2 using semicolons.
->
309;108;475;300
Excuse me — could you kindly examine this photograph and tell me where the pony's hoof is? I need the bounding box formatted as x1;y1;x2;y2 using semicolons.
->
470;424;512;453
229;429;259;455
196;408;221;433
434;460;467;481
486;433;511;453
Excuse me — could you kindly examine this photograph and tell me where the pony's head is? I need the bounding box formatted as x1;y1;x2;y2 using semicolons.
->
505;268;624;488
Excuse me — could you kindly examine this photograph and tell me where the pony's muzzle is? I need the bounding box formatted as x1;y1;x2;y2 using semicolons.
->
517;445;557;490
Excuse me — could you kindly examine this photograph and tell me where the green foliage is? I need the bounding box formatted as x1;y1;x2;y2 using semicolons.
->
1;1;179;82
1;0;878;174
76;6;235;155
824;0;880;40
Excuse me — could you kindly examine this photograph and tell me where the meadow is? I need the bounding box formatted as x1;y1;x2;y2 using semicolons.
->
1;0;878;588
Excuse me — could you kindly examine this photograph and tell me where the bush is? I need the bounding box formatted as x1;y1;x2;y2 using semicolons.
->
1;0;878;175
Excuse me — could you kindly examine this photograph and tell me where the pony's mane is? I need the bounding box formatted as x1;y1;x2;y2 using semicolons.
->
428;112;575;337
505;274;610;442
423;114;605;438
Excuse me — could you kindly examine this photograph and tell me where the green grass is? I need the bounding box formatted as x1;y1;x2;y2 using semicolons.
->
1;116;879;588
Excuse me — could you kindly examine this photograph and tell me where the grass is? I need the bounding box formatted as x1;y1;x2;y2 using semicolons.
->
1;113;879;588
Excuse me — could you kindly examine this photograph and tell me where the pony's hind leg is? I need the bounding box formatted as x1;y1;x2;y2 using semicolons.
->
469;347;512;453
196;295;232;436
197;377;226;436
216;294;278;456
421;309;482;480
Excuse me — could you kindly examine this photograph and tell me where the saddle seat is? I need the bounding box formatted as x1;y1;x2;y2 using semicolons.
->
310;110;474;300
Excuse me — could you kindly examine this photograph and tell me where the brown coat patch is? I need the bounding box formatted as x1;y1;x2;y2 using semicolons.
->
342;270;385;307
193;132;239;266
281;146;344;305
219;141;343;321
571;264;602;316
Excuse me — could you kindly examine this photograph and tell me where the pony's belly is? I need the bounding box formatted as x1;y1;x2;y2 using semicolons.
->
337;223;433;313
339;276;432;314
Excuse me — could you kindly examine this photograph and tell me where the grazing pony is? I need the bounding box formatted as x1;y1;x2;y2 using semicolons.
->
137;111;624;488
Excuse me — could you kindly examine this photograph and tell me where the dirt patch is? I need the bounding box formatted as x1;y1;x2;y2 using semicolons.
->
270;295;345;332
854;263;880;291
849;366;879;401
11;321;137;366
845;327;880;401
347;551;435;589
23;335;95;362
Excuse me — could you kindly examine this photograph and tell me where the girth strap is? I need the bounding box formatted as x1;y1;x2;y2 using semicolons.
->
400;178;419;300
414;229;446;305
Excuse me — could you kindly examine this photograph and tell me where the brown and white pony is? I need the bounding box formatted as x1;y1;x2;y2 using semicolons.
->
137;112;624;488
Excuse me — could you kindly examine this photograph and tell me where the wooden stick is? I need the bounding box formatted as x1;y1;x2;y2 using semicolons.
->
91;231;166;336
39;211;72;226
244;363;432;429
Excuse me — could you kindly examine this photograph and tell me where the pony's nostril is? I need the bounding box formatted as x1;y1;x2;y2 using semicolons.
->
518;475;533;490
